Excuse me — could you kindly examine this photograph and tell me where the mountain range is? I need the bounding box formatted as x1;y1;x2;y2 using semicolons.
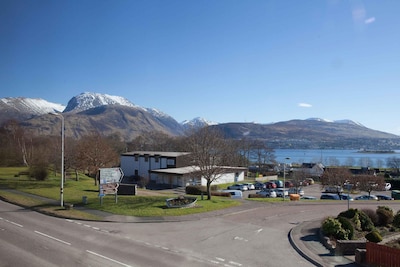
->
1;92;400;149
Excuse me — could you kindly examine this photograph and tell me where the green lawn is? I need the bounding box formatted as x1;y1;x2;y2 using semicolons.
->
0;167;241;219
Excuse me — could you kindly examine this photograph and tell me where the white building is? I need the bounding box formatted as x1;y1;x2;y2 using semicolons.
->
120;151;246;187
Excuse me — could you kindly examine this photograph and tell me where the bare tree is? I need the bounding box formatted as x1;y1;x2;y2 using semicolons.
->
387;156;400;175
76;132;119;185
320;167;352;193
353;174;385;195
185;127;232;200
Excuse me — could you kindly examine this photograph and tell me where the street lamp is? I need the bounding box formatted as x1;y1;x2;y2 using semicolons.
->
283;157;290;201
50;113;64;207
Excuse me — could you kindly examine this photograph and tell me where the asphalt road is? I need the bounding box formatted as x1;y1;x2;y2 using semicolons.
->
1;185;399;267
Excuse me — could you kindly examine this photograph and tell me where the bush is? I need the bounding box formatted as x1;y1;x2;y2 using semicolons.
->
185;185;206;195
359;212;375;231
376;206;394;227
393;211;400;228
322;217;351;240
29;165;48;181
362;208;379;226
365;230;383;243
322;217;342;237
337;216;354;240
338;208;357;219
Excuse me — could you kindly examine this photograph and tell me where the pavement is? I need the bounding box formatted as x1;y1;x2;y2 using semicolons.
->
2;189;362;267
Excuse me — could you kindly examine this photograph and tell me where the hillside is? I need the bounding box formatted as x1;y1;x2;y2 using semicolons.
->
1;93;400;149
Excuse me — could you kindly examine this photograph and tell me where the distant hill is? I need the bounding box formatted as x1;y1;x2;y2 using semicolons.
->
1;93;400;149
211;119;400;149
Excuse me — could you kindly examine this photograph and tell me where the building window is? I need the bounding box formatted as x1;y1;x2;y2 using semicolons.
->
135;170;138;176
134;154;138;161
145;154;149;162
155;155;159;163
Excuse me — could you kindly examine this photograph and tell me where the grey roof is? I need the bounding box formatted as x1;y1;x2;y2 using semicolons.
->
151;166;247;175
121;151;191;157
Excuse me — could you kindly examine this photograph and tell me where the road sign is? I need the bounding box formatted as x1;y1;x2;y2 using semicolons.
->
99;168;124;185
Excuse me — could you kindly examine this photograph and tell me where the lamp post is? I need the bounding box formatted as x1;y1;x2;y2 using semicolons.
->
51;113;64;207
283;157;290;201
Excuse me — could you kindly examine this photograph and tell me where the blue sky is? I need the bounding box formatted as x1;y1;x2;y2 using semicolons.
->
1;0;400;135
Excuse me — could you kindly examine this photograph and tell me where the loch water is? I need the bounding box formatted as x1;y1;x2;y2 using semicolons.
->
274;149;400;167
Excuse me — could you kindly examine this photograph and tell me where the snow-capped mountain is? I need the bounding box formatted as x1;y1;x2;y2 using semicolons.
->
63;92;137;113
0;97;65;124
0;97;65;115
306;118;364;127
181;117;218;129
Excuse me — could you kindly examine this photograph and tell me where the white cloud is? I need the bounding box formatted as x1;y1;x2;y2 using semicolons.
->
298;103;312;108
365;17;376;24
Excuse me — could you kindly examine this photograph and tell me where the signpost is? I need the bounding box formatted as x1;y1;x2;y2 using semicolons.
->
99;168;124;205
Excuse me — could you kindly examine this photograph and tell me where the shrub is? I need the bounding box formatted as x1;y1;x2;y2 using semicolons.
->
322;217;342;237
29;165;48;181
322;217;351;240
185;185;206;195
338;208;357;219
365;230;383;243
211;191;231;197
337;216;354;240
393;211;400;228
359;210;376;231
362;209;379;226
376;206;394;227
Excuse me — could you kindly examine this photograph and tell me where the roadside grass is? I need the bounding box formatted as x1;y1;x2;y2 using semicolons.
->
87;195;240;217
0;167;241;219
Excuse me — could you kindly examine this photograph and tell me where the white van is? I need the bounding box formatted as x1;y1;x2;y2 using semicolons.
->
221;190;243;199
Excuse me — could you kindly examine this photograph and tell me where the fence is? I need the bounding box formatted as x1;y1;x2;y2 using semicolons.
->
366;242;400;267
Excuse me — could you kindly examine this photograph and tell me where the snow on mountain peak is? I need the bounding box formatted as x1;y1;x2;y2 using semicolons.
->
306;117;364;127
181;117;218;128
63;92;136;113
0;97;65;115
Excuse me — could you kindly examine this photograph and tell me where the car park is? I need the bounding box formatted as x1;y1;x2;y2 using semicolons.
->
256;189;277;198
221;190;243;199
243;183;255;190
276;188;289;197
265;182;277;189
254;182;266;190
354;195;378;200
301;196;317;200
339;194;353;201
375;194;394;200
227;184;248;191
323;186;343;193
288;187;304;196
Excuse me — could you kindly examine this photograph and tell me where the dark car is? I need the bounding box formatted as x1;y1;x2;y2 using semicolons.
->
376;194;394;200
320;193;340;200
354;195;378;200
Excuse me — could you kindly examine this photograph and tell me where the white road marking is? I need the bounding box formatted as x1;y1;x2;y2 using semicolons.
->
0;217;24;228
34;231;71;245
86;250;133;267
256;228;263;234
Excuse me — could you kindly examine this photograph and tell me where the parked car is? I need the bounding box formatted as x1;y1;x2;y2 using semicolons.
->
320;193;340;200
324;186;343;193
375;194;394;200
254;182;266;190
265;182;277;189
276;188;289;197
288;187;304;196
243;183;255;190
354;195;378;200
339;194;354;201
256;189;277;198
221;190;243;199
301;196;317;200
227;184;248;191
285;181;293;188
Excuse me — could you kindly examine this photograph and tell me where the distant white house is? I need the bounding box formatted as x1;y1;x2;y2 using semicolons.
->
120;151;246;187
294;163;325;177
